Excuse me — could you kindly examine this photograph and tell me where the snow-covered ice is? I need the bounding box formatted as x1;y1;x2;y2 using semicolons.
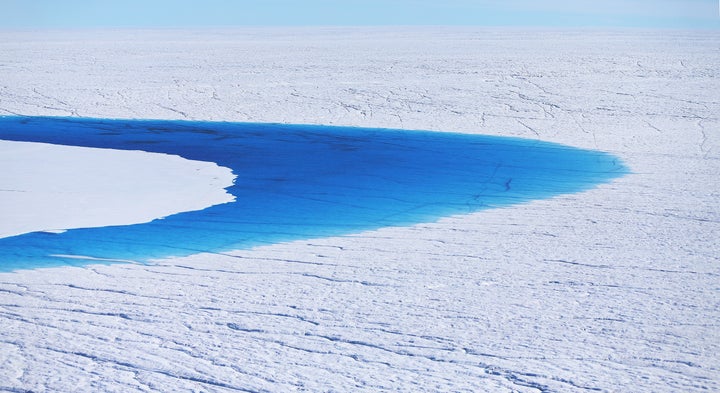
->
0;28;718;392
0;140;235;239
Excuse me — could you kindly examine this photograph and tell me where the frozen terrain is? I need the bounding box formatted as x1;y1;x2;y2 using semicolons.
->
0;139;235;239
0;28;719;392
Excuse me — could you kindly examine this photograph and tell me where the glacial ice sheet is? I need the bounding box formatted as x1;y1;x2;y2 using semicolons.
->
0;28;718;392
0;139;235;239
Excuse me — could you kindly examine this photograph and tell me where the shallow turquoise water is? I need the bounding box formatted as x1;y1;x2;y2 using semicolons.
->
0;116;627;271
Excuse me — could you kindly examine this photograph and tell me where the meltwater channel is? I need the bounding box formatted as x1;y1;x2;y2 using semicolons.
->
0;116;627;271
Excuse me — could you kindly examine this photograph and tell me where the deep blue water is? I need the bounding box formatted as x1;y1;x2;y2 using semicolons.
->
0;116;627;271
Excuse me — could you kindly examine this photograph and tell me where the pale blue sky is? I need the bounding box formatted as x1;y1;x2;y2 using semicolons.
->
1;0;718;29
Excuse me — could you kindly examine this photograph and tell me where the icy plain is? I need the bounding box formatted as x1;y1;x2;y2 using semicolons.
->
0;139;235;239
0;28;718;392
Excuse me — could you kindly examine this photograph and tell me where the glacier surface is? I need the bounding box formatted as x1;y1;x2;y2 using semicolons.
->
0;28;718;392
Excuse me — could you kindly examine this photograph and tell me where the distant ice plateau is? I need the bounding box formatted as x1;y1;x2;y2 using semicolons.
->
0;28;718;392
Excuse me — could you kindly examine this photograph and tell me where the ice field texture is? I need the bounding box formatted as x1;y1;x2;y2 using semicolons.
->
0;28;719;392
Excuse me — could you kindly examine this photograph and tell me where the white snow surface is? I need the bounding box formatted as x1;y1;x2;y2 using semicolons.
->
0;140;236;238
0;28;718;392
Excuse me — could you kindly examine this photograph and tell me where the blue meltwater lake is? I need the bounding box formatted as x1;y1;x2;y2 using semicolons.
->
0;116;627;271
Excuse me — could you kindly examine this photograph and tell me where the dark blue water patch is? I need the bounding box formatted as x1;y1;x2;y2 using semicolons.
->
0;116;627;271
